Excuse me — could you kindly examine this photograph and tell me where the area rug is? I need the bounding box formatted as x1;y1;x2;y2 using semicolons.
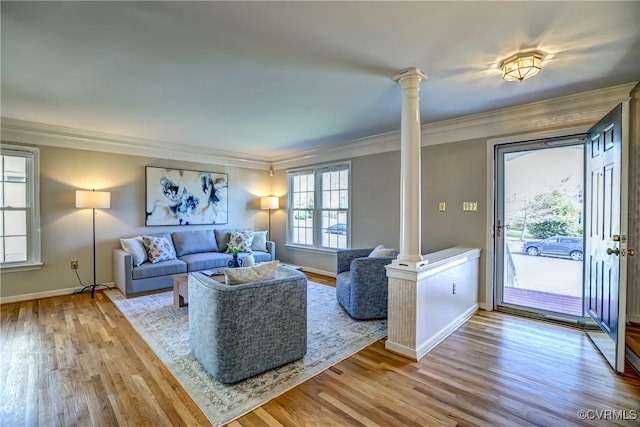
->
105;282;386;426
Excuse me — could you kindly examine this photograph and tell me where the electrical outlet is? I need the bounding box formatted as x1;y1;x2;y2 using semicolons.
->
70;260;79;270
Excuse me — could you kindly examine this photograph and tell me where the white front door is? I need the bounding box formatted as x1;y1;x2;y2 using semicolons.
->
584;103;629;373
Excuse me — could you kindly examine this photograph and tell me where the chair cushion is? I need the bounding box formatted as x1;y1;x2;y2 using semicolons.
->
369;244;398;257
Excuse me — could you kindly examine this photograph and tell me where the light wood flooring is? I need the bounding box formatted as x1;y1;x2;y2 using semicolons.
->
2;274;640;426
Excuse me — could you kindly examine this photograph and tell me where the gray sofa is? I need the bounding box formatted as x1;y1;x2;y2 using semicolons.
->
188;266;307;383
336;247;397;320
113;229;275;296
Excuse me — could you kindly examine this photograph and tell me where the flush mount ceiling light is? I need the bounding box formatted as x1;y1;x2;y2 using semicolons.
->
499;51;544;82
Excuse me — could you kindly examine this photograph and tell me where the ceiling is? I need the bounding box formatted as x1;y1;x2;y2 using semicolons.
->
2;1;639;161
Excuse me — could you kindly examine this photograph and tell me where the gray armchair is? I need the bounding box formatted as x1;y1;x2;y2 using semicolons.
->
188;266;307;383
336;248;398;320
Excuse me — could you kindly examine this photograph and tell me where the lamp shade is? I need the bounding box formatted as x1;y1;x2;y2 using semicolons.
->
260;196;279;210
76;190;111;209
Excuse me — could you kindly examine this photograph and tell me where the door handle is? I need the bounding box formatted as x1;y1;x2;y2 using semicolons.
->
606;247;620;256
629;249;636;257
496;220;508;237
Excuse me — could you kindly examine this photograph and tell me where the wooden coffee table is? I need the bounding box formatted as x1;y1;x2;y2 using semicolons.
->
173;269;225;307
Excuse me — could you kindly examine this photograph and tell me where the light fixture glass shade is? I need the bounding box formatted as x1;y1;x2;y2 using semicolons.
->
260;196;279;210
500;51;543;82
76;190;111;209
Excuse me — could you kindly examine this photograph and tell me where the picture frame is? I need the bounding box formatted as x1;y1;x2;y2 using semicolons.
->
145;166;228;226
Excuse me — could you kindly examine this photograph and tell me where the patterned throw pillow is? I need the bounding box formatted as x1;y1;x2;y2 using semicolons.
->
142;235;177;263
225;260;278;285
226;231;255;253
251;230;268;252
120;235;148;266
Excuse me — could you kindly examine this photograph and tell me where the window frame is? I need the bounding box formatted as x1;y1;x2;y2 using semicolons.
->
286;161;351;252
1;144;42;271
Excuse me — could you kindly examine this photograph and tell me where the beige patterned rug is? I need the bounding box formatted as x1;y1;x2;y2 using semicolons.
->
106;281;386;426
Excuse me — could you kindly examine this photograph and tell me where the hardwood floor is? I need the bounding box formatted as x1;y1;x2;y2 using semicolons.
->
2;275;640;426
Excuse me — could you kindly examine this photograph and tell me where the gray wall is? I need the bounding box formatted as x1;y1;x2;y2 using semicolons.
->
0;145;270;298
276;139;488;300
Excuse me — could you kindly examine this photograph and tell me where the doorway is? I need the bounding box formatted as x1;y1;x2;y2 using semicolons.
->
495;139;585;320
492;104;629;373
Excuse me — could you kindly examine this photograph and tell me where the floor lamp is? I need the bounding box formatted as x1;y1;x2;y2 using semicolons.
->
75;189;111;298
260;196;279;239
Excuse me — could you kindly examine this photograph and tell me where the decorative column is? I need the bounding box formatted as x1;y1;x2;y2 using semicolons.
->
391;67;428;270
386;67;429;360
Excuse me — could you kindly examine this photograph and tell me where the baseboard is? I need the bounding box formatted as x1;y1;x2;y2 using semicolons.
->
301;266;336;278
478;302;491;311
626;347;640;376
385;341;418;361
627;314;640;324
1;281;116;304
415;303;479;360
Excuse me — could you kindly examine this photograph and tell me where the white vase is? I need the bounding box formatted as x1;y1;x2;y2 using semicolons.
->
243;254;255;267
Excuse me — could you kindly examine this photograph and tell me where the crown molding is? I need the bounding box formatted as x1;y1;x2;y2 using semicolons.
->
272;81;637;170
0;118;271;170
2;82;636;171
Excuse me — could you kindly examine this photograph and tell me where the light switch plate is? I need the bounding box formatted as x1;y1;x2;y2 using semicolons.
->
438;201;446;212
463;201;478;212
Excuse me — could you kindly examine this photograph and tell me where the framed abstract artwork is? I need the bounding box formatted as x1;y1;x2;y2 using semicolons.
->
145;166;228;226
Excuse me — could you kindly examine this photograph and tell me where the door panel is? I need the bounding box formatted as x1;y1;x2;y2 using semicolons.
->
584;103;627;373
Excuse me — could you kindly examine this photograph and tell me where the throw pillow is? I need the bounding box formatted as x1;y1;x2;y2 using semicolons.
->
369;244;397;258
120;236;148;266
142;235;177;263
226;230;255;253
225;260;279;285
251;230;269;252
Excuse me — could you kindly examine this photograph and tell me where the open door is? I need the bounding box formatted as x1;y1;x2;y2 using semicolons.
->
584;103;629;373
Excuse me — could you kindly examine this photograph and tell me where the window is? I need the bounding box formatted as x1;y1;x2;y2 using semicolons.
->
1;144;41;270
287;162;350;250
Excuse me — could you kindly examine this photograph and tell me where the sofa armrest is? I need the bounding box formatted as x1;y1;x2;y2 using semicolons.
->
113;249;133;295
266;240;276;261
336;248;374;274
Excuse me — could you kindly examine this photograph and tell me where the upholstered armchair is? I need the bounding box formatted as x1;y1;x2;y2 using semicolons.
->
188;266;307;383
335;247;398;320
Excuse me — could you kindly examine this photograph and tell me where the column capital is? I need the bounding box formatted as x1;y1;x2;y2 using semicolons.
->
392;67;428;83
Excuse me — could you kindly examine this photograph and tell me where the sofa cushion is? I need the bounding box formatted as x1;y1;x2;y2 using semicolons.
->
172;229;218;256
120;235;148;266
142;234;177;263
251;230;268;252
226;230;254;253
179;252;232;271
251;251;272;263
224;260;278;285
132;259;186;280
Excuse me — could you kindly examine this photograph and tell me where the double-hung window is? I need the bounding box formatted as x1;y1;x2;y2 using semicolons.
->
1;144;41;270
287;162;350;250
